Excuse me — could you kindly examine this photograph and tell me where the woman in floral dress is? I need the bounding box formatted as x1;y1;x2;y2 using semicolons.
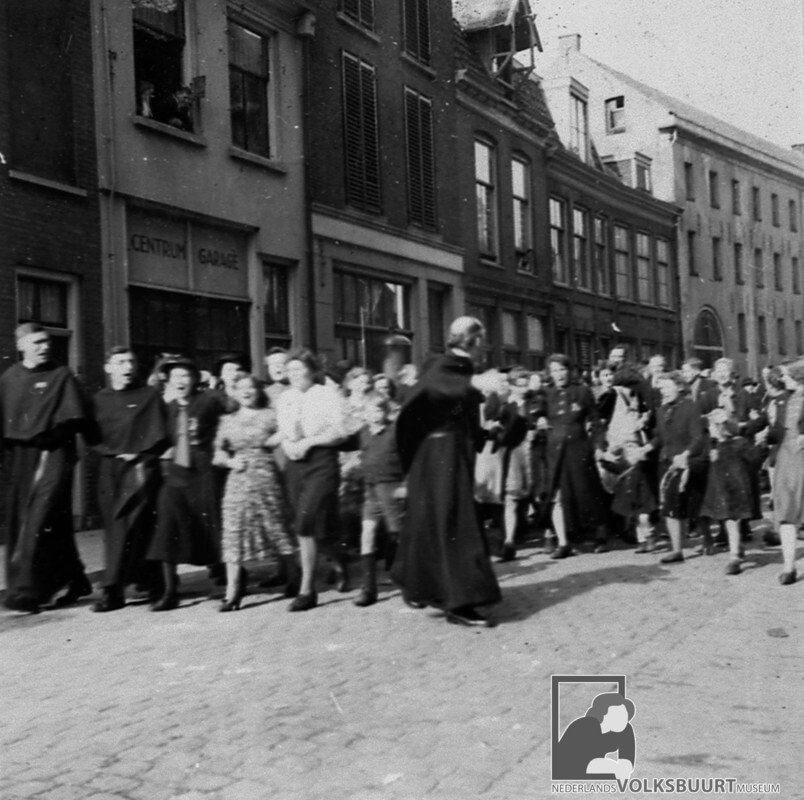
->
213;375;297;610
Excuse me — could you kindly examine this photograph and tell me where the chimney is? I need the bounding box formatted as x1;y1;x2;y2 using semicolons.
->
559;34;581;53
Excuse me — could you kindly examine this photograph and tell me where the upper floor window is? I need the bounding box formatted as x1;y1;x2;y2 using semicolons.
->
550;198;568;284
712;236;722;281
657;238;671;308
594;216;610;296
404;88;436;229
605;96;625;133
734;242;744;285
728;179;741;215
475;140;497;259
771;193;780;226
635;154;652;193
573;208;590;289
754;248;764;288
708;170;720;208
794;256;801;295
687;231;698;276
341;0;375;30
342;52;381;213
790;199;799;232
636;232;653;303
758;315;768;354
403;0;430;65
752;187;762;221
774;253;783;291
8;2;76;183
684;162;695;201
797;320;804;355
569;91;589;162
263;262;291;351
134;0;195;133
778;318;787;355
614;225;632;300
228;21;271;158
738;313;748;352
512;157;532;265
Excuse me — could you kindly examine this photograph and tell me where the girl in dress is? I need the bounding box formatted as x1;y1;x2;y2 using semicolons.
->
699;407;754;576
213;375;297;610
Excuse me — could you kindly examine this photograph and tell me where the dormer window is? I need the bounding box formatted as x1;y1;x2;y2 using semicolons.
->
569;80;589;162
605;95;625;133
634;152;652;192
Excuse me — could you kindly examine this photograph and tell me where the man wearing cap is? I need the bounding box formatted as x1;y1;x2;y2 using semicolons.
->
88;346;170;611
0;323;92;613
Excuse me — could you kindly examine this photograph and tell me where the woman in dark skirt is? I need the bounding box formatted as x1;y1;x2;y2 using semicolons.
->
647;372;707;563
275;349;347;612
393;316;501;627
147;358;225;610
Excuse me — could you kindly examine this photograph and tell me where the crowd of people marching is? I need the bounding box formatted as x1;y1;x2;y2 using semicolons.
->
2;317;802;627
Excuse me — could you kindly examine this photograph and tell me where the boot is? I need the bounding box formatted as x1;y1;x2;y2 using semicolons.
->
353;554;377;607
384;537;398;572
282;554;301;599
333;543;351;593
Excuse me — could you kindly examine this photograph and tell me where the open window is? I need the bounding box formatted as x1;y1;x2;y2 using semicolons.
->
133;0;197;133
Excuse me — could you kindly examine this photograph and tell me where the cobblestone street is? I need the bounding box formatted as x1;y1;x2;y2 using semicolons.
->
2;527;802;800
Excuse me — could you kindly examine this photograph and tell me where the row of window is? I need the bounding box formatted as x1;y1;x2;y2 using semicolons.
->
689;232;801;293
341;0;431;66
549;198;673;307
686;164;800;230
737;314;804;357
342;53;436;228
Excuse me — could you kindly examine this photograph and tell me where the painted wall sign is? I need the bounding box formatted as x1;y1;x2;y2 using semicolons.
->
127;208;248;297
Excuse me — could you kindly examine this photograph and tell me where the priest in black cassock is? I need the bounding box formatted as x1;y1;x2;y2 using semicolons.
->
393;316;501;627
1;323;92;613
89;347;169;612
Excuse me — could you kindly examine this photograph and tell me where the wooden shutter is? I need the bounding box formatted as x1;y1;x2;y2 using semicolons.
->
342;0;374;28
405;89;436;229
404;0;430;64
342;53;381;213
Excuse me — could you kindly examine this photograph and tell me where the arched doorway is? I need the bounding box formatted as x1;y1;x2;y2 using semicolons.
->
692;308;724;369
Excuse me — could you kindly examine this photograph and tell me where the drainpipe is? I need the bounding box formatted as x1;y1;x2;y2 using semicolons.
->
297;10;317;350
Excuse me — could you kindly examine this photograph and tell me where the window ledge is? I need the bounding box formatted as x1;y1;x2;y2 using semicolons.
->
8;170;88;197
400;51;436;79
336;12;381;43
228;146;287;174
480;257;502;269
133;116;207;147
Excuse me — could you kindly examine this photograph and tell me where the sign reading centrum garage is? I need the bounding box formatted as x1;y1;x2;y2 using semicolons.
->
127;209;248;297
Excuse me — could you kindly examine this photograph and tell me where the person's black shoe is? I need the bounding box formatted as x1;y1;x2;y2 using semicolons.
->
353;586;378;607
91;590;125;613
150;593;179;612
288;592;318;612
550;544;573;559
499;543;516;562
5;594;41;614
53;574;94;607
660;551;685;564
593;541;610;554
446;606;494;627
404;598;427;609
779;570;797;586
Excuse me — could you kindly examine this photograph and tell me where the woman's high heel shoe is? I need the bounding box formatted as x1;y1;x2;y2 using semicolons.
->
219;595;242;612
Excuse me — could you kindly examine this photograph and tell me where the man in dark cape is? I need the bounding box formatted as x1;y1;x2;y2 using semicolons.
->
88;347;169;611
1;323;92;613
392;317;501;627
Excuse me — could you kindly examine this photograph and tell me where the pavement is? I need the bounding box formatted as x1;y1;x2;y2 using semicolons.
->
0;519;802;800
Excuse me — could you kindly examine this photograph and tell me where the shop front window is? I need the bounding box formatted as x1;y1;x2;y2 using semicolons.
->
334;271;412;370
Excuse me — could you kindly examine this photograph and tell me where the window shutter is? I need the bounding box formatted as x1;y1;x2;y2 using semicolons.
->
404;0;430;64
405;90;436;229
342;53;381;213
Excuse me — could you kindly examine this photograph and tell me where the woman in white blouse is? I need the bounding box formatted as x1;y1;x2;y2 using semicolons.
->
276;350;347;611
